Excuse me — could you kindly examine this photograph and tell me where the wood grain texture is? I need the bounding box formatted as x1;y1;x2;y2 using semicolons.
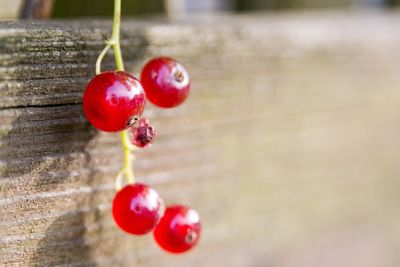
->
1;11;400;267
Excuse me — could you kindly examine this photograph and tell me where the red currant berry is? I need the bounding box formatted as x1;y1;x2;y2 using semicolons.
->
153;205;201;253
130;118;157;148
112;183;163;235
141;57;190;108
83;71;146;132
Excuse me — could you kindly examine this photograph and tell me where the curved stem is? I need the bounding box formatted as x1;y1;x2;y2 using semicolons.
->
95;44;111;75
115;168;125;191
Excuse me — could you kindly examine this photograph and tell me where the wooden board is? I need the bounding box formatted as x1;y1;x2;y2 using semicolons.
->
1;12;400;267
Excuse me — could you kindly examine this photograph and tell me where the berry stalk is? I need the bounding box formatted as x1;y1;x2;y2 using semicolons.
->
96;0;135;187
112;0;135;186
111;0;124;72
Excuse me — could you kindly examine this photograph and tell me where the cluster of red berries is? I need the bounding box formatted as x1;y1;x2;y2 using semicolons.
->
82;57;201;253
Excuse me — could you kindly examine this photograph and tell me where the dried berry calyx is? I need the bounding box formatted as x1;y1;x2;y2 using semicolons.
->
130;118;157;148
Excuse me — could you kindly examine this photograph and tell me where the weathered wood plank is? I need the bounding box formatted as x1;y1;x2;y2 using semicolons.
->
1;12;400;267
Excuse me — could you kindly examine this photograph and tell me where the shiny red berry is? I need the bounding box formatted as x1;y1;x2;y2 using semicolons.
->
112;183;163;235
130;118;157;148
153;205;201;253
83;71;146;132
141;57;190;108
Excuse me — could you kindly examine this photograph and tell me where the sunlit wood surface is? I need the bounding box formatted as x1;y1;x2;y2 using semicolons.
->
0;12;400;267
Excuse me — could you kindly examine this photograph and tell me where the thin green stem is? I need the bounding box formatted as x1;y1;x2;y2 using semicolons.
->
96;0;135;188
121;130;135;184
113;0;134;186
111;0;124;72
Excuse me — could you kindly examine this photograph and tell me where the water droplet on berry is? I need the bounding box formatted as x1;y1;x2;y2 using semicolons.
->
110;94;119;106
133;205;142;213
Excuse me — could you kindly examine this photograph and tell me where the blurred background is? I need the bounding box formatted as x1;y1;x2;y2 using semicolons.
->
1;0;400;19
